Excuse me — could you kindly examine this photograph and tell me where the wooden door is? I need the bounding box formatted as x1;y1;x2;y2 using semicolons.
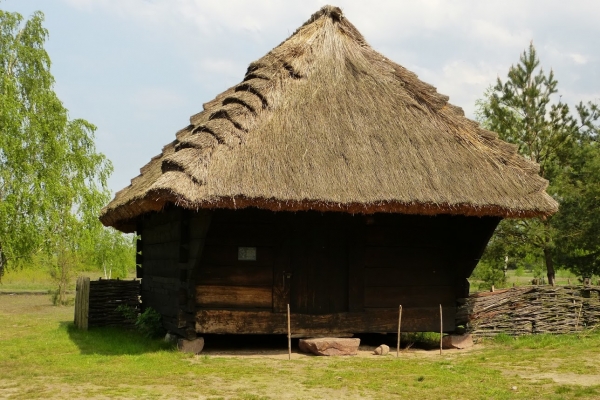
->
289;214;349;314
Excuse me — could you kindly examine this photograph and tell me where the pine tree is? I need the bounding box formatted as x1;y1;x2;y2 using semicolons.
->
477;43;600;285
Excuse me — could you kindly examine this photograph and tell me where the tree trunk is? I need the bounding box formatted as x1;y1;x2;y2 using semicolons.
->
544;247;555;286
0;242;5;282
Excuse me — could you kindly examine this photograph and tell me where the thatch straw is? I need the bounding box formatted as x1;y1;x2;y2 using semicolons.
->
100;5;558;232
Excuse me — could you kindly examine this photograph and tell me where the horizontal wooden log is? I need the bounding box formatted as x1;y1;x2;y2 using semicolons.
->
364;266;453;287
197;265;273;286
200;245;274;267
140;259;179;277
205;223;278;246
365;285;455;308
364;215;496;247
189;212;211;240
366;224;454;247
143;292;177;317
196;285;272;308
364;246;450;269
210;208;279;224
142;241;180;261
149;276;180;285
196;307;455;334
142;221;181;245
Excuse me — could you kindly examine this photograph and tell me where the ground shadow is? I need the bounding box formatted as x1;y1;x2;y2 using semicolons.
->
65;320;441;356
200;332;439;356
64;321;173;355
202;334;293;356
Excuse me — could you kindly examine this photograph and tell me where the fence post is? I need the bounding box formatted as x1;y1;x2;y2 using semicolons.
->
74;276;90;330
397;305;402;357
287;304;291;360
439;304;443;355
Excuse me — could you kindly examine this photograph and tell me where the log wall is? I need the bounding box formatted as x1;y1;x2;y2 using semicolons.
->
138;208;211;338
191;209;499;334
196;209;276;311
137;207;499;335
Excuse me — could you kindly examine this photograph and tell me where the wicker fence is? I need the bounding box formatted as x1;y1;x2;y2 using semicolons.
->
457;285;600;338
74;277;140;330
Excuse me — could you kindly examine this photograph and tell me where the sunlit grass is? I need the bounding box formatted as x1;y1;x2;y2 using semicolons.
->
1;295;599;399
0;268;55;291
470;268;581;293
1;268;136;293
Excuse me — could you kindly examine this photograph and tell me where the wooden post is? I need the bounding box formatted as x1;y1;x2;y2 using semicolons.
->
575;302;583;331
74;276;90;330
439;304;443;356
287;303;291;360
397;305;402;357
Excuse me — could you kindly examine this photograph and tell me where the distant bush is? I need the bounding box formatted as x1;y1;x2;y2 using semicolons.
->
471;261;505;291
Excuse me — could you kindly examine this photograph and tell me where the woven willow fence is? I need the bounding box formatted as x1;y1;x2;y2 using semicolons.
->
456;286;600;338
74;277;140;330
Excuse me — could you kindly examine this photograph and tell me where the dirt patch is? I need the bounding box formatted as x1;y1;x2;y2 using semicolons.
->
199;343;483;359
517;372;600;387
0;293;55;314
500;363;600;388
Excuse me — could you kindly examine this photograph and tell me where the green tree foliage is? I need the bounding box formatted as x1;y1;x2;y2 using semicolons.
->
553;138;600;278
476;43;600;285
0;10;134;294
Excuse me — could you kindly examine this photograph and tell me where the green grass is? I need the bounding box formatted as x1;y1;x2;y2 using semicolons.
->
0;268;57;292
1;296;600;399
469;268;582;293
0;268;135;293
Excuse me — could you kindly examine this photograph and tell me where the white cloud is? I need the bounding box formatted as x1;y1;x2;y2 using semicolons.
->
54;0;600;194
61;0;600;109
62;0;317;37
470;19;531;50
198;58;240;77
569;53;588;65
414;60;499;118
130;87;186;111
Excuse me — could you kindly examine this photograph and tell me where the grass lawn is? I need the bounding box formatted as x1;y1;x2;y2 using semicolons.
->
0;268;135;294
1;295;600;399
469;268;581;292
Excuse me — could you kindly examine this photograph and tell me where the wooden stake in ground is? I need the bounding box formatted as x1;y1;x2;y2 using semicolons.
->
74;276;90;330
287;303;291;360
575;302;583;331
397;305;402;357
439;304;443;356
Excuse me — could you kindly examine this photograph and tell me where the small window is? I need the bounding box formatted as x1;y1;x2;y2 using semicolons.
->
238;247;257;261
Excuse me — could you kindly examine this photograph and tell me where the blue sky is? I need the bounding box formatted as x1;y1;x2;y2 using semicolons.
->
3;0;600;196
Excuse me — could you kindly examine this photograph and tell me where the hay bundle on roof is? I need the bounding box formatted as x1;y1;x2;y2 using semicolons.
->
100;5;557;232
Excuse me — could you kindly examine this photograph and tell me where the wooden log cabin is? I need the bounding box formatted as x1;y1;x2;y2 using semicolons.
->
100;6;557;340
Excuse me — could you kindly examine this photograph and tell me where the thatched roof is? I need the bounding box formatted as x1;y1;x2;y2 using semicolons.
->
101;5;558;233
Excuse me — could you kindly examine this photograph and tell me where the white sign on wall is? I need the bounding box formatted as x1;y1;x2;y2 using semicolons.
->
238;247;257;261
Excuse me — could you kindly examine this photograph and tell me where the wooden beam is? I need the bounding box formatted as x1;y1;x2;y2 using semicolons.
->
196;307;455;334
364;285;455;308
196;285;272;308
